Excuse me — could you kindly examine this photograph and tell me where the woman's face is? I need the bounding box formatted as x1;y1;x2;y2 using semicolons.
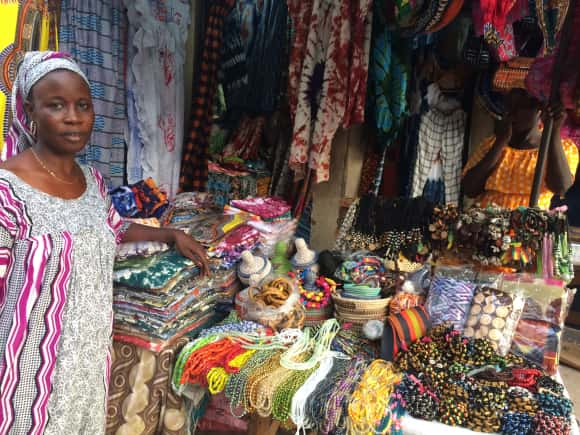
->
25;69;94;155
508;89;541;133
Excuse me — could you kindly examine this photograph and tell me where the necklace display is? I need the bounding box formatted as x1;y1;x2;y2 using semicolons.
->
30;148;78;185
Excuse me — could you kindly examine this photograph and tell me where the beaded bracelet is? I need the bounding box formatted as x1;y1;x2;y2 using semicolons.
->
346;360;401;434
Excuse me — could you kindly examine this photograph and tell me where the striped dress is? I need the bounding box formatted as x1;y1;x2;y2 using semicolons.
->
0;166;126;434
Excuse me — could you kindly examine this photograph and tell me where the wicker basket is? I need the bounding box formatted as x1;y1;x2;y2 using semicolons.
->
331;292;391;327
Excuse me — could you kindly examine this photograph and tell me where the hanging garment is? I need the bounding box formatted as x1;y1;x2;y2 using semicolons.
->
289;0;373;183
342;0;373;128
287;0;314;121
367;28;409;150
244;0;288;113
0;0;59;149
0;1;19;148
411;84;466;205
124;0;190;199
179;0;236;192
59;0;128;187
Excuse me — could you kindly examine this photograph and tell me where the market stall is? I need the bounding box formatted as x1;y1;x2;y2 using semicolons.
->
1;0;580;434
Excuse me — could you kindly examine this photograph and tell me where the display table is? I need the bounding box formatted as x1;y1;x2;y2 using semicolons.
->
106;338;189;435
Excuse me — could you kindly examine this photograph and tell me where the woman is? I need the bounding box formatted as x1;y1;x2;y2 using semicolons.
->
0;51;209;434
462;89;579;210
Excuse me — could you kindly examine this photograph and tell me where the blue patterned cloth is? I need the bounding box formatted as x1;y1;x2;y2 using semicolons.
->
59;0;128;187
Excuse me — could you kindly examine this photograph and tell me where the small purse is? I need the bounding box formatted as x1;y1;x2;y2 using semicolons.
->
381;305;431;361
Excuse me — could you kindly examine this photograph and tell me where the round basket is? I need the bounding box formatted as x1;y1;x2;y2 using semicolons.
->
331;292;391;328
331;292;391;312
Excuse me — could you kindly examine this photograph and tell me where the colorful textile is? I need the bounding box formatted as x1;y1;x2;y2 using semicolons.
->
3;51;89;160
110;178;170;219
287;0;313;119
124;0;191;199
0;166;126;434
512;318;561;375
222;115;266;160
1;0;60;148
0;1;20;148
288;0;373;183
179;0;235;192
230;197;291;220
463;136;579;210
526;1;580;111
380;306;431;361
59;0;128;186
367;28;409;150
106;338;189;435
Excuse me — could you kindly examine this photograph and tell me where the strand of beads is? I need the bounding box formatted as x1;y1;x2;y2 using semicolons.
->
321;357;368;434
271;363;318;422
206;349;256;395
346;360;401;434
290;355;335;432
225;350;276;417
532;410;571;434
304;358;350;432
173;334;220;390
181;338;245;386
245;353;285;415
281;319;340;370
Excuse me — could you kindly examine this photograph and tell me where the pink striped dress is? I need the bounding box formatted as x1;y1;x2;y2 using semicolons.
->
0;166;127;434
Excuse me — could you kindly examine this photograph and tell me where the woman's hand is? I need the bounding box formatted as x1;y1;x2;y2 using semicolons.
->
543;102;567;131
170;230;210;276
495;114;513;144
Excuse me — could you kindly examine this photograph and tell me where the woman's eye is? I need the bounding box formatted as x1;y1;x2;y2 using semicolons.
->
79;102;90;110
49;103;63;110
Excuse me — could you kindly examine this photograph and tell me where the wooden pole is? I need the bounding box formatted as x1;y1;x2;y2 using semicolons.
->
529;0;577;206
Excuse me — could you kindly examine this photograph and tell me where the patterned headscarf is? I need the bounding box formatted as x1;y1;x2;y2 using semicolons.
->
3;51;90;160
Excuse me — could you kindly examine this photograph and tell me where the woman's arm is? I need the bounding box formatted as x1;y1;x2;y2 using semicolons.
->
462;119;511;197
122;224;210;276
545;104;574;196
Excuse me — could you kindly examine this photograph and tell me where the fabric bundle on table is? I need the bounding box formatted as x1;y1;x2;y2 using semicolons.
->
113;250;235;352
207;161;271;208
227;196;297;257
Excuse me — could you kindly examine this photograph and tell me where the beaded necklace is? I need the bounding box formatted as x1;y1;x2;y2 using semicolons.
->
304;358;350;431
225;350;275;417
271;363;318;422
290;355;336;432
281;319;340;370
322;358;369;434
346;360;401;434
245;352;284;415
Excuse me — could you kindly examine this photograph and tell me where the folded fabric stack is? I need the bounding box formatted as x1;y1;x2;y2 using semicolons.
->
113;250;233;352
110;178;170;219
207;162;271;208
116;217;169;261
228;197;297;257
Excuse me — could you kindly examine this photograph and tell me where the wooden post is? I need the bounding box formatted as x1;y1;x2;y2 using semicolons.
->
529;0;577;206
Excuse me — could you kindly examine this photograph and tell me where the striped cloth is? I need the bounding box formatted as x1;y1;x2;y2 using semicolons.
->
58;0;128;187
180;0;235;192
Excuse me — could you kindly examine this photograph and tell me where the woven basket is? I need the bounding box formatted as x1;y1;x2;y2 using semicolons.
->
332;292;391;312
332;292;391;327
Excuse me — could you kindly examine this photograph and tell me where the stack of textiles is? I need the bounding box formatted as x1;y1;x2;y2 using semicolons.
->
207;161;271;208
113;250;234;352
110;178;170;219
227;197;297;257
116;217;169;261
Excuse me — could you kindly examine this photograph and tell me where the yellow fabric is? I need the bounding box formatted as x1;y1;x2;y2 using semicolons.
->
0;3;20;147
463;136;579;210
